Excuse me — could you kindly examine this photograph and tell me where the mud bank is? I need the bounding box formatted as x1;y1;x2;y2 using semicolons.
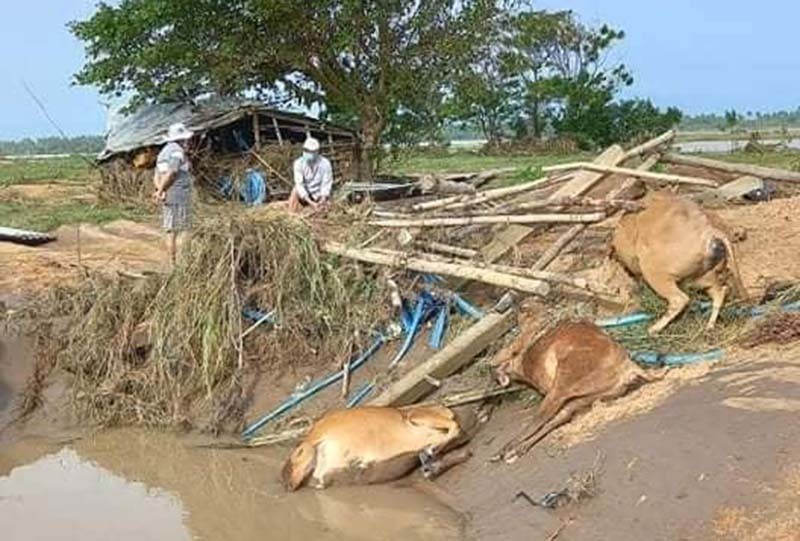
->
436;345;800;540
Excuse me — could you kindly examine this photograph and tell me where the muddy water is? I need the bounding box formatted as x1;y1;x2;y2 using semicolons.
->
0;330;464;541
0;430;464;540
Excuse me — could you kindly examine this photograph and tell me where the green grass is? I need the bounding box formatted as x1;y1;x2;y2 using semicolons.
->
706;151;800;171
0;199;147;232
0;156;94;186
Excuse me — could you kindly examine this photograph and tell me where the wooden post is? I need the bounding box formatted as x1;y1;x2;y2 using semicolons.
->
370;212;606;228
253;113;261;150
272;117;284;146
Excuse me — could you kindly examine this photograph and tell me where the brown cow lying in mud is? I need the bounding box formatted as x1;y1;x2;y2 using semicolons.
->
612;191;747;334
491;317;663;463
282;405;474;491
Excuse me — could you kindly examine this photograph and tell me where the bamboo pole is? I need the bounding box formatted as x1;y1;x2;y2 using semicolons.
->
661;152;800;183
370;212;606;228
416;241;478;259
323;242;550;296
543;162;718;187
409;174;564;213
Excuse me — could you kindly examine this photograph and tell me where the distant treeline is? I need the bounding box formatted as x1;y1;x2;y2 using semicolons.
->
681;109;800;132
0;135;104;156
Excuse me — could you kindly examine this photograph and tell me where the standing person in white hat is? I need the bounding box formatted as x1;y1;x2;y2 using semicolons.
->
289;136;334;213
153;122;194;265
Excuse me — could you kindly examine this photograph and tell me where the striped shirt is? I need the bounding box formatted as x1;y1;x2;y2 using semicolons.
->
293;155;333;203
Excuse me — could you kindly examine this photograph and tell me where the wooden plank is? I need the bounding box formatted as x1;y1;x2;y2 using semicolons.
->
531;154;660;271
368;309;516;406
623;130;676;159
543;162;718;187
550;145;626;199
479;145;627;264
661;152;800;183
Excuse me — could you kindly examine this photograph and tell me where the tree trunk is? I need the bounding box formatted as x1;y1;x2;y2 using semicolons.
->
359;110;384;181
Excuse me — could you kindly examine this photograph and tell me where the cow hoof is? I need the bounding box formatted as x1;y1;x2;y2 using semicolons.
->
419;446;436;466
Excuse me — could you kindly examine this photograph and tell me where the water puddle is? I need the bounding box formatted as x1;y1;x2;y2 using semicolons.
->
0;430;464;541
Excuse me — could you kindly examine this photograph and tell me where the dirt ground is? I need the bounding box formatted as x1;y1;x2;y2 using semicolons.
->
0;219;168;295
437;343;800;540
3;185;800;539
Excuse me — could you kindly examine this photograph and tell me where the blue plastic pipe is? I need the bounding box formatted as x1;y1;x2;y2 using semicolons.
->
429;306;449;349
241;334;385;439
346;382;375;408
595;312;653;328
632;348;723;367
388;296;426;369
453;294;484;319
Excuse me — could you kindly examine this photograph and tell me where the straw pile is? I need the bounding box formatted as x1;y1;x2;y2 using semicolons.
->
21;210;389;432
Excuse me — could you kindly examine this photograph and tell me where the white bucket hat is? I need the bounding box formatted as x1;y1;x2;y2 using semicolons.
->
303;137;320;152
166;122;194;142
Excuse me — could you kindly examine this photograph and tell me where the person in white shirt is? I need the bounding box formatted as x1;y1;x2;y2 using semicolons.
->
153;122;194;265
289;137;334;213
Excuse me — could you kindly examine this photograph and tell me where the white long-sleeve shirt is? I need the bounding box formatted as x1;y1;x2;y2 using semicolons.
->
293;155;333;203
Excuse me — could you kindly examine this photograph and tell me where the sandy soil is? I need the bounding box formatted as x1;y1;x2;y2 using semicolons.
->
1;219;168;294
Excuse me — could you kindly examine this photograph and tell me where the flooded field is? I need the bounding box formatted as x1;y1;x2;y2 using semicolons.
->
673;138;800;153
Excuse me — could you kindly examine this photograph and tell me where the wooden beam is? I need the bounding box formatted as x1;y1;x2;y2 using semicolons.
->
532;153;660;271
478;145;627;265
370;212;606;228
661;152;800;183
323;242;550;296
623;130;676;159
368;308;516;407
543;162;718;187
253;114;261;150
416;241;478;259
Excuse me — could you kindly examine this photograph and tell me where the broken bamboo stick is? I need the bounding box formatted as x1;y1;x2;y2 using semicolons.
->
323;242;550;296
417;241;479;259
370;212;606;228
661;152;800;183
543;162;718;187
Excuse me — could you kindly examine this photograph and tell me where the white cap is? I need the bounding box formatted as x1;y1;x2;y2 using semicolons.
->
166;122;194;142
303;137;320;152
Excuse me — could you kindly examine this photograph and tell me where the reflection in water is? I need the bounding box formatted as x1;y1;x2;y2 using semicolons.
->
0;448;190;541
0;430;463;541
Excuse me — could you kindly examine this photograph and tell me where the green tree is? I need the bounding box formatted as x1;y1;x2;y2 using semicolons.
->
71;0;507;177
724;109;740;132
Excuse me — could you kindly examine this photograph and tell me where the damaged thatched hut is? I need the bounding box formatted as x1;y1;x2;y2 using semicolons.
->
96;98;361;202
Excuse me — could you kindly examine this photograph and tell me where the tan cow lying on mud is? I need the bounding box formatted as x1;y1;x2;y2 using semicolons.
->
612;191;747;334
491;316;663;463
282;405;473;491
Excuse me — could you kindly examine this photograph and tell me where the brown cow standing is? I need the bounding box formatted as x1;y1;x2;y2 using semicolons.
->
491;317;662;463
612;191;747;334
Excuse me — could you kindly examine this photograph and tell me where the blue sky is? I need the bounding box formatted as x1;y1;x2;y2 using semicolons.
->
1;1;799;139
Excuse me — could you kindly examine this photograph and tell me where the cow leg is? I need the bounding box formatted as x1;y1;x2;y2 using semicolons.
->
642;265;689;334
421;448;473;480
695;269;728;330
492;389;570;463
507;394;600;461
